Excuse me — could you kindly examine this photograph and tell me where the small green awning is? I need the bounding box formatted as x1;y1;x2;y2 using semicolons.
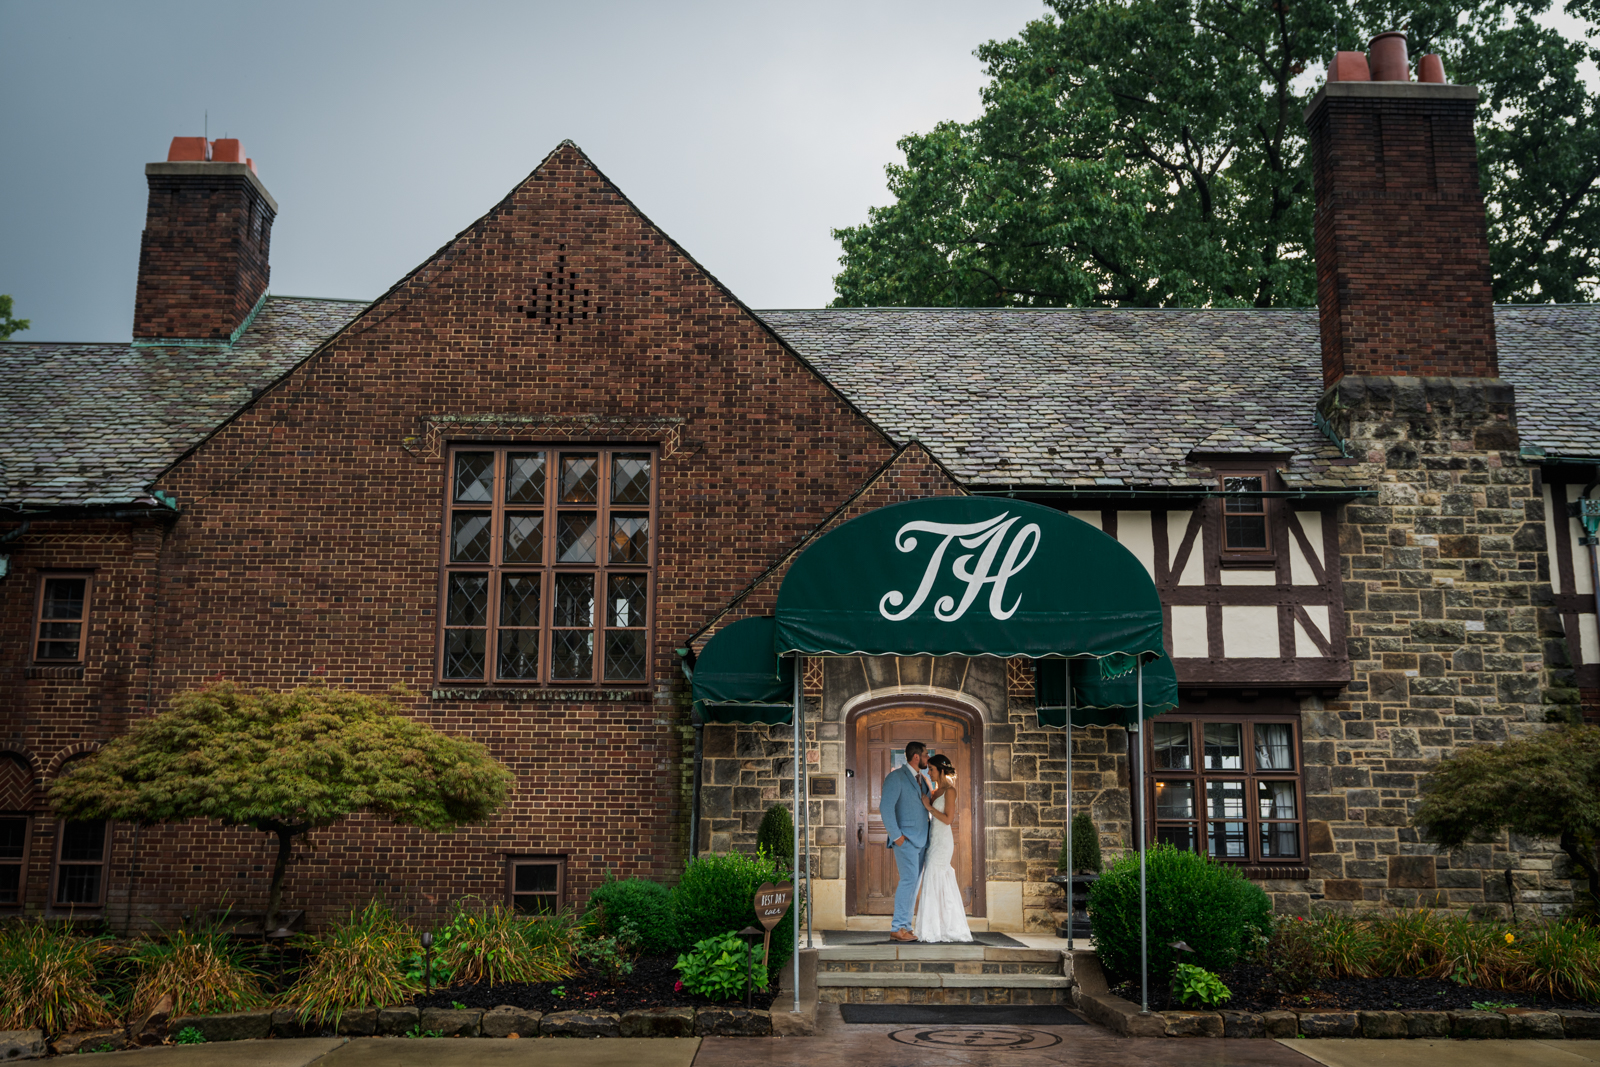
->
1035;654;1180;728
775;497;1164;660
692;616;794;725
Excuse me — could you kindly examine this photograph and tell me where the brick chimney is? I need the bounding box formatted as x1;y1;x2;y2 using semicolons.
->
1306;35;1497;388
133;137;278;342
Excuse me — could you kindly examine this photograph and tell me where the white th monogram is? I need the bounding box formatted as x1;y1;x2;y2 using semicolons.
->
878;513;1041;623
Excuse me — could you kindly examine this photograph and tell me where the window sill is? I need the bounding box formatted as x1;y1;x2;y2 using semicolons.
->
26;665;84;680
1240;865;1309;880
431;686;651;703
1218;556;1276;569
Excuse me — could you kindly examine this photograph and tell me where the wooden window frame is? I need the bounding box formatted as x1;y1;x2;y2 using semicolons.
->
1144;713;1306;867
0;815;32;908
505;855;566;915
438;445;657;688
32;572;92;665
49;818;110;911
1213;465;1278;566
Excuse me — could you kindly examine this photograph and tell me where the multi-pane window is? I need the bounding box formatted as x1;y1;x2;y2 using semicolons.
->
0;818;27;905
1220;474;1270;555
34;576;89;662
53;820;108;907
506;856;565;914
1149;717;1303;863
441;447;654;685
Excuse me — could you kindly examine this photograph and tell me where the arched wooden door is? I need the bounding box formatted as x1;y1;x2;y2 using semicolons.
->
847;702;984;917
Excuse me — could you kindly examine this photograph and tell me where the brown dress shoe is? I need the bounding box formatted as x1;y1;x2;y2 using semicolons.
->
890;929;918;942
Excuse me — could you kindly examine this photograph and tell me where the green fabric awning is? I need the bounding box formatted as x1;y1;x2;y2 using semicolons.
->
774;497;1165;660
1035;654;1180;728
691;616;794;725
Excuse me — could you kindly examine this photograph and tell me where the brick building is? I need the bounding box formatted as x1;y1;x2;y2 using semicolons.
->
2;43;1597;934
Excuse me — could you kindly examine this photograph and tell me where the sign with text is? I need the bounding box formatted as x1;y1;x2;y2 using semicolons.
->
754;882;793;930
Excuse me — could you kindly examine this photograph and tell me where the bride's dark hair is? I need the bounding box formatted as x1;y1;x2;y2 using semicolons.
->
928;754;955;775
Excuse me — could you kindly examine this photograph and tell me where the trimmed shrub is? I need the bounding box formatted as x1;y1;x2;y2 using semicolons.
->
1058;812;1101;873
586;877;678;957
756;805;795;872
0;922;115;1033
674;850;795;976
1087;843;1271;984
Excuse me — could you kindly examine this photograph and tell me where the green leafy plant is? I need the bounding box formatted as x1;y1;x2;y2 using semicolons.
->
1253;917;1328;996
1088;843;1271;984
49;684;513;933
435;900;578;986
128;914;267;1019
1472;1000;1519;1011
174;1027;207;1045
674;933;767;1002
674;849;794;975
450;1000;466;1011
1058;812;1101;873
289;901;421;1028
403;1026;442;1039
756;805;794;871
577;917;640;983
1170;963;1231;1008
585;875;678;956
0;295;29;341
0;922;115;1033
550;985;566;998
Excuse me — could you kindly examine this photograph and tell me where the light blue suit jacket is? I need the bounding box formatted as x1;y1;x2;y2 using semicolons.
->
882;763;930;850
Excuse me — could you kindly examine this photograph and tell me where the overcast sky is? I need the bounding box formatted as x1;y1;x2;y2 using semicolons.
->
0;0;1046;341
1;2;1591;343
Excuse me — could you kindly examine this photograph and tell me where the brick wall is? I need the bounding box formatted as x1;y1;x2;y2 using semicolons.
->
133;163;275;341
1309;85;1498;387
3;142;906;930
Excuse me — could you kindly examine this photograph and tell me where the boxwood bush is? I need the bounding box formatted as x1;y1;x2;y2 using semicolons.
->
674;849;795;977
1087;843;1271;984
585;876;679;957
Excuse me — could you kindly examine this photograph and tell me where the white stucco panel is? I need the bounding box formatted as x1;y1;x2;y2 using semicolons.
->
1222;605;1280;658
1171;605;1209;659
1068;510;1102;530
1168;511;1203;585
1582;613;1599;665
1118;511;1155;579
1220;567;1276;585
1289;511;1325;586
1295;605;1332;658
1546;485;1563;595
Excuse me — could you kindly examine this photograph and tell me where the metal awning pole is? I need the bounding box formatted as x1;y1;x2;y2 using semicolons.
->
1136;661;1148;1014
1064;670;1074;952
792;654;801;1015
801;656;813;950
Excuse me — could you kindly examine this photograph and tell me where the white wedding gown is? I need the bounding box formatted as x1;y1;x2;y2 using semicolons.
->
914;790;972;943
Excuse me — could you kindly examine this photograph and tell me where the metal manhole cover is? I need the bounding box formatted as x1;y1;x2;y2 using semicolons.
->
889;1028;1063;1050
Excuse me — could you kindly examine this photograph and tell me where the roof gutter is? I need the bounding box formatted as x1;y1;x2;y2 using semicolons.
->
970;487;1377;504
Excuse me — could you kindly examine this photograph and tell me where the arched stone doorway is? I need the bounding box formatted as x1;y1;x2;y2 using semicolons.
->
846;695;985;918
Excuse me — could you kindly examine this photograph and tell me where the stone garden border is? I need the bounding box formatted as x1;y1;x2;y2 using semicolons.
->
1067;950;1600;1040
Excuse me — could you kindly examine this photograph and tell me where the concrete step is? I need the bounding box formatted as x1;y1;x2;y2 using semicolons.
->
813;943;1072;1005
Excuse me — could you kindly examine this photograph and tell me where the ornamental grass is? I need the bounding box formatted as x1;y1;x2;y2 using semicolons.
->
0;922;116;1034
290;901;420;1027
128;916;268;1019
436;900;579;986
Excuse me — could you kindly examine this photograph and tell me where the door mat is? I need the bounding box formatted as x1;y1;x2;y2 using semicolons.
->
819;930;1026;947
840;1004;1086;1026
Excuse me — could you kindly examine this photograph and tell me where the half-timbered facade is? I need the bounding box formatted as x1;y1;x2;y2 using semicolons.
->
2;56;1598;934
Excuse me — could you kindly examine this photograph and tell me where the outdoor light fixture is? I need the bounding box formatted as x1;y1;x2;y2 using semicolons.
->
421;931;435;992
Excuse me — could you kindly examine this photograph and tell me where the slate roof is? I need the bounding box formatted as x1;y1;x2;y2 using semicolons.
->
1495;304;1600;460
0;296;368;508
761;305;1600;485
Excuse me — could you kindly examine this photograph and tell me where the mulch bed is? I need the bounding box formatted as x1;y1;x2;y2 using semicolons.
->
413;955;779;1014
1113;964;1600;1014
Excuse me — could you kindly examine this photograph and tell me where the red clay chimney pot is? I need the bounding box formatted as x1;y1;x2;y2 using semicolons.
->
210;138;244;164
1368;32;1410;82
167;136;210;162
1329;51;1372;82
1417;53;1447;83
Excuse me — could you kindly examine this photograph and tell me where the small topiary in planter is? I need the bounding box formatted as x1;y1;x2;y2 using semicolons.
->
1087;843;1271;985
756;804;794;871
1058;812;1102;874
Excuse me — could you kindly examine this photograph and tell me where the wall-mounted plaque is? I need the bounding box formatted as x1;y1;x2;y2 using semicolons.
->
809;777;837;796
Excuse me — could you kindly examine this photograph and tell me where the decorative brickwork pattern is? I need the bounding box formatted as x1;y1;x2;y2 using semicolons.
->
1308;86;1498;387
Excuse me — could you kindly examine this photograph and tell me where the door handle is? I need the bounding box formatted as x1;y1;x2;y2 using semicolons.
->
857;823;865;849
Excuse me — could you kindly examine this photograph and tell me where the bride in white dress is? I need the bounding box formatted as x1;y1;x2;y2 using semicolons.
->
914;753;973;943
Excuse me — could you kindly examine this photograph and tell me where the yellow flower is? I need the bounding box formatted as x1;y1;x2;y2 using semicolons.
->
1505;933;1515;944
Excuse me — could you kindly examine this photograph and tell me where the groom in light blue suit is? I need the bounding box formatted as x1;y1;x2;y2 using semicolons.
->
881;740;931;941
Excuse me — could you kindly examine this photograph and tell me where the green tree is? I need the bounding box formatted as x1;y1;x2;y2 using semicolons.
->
833;0;1600;308
1412;725;1600;916
756;803;794;871
50;684;513;932
0;295;30;340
